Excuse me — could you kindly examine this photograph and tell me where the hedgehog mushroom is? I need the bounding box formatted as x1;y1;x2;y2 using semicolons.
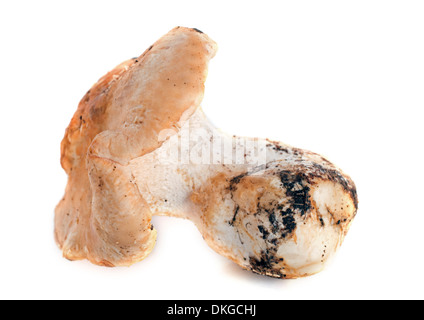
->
56;27;358;278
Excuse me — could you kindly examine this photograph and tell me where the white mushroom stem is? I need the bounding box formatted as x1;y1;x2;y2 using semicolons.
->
130;108;265;221
129;108;358;278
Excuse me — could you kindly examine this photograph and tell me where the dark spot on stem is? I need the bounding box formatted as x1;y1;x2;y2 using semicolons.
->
229;205;240;226
279;171;312;217
249;251;286;279
258;225;269;240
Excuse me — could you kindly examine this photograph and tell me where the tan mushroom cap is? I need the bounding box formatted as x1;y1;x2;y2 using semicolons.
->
56;27;217;266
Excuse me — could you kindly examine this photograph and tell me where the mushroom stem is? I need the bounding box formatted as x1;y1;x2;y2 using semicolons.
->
129;108;358;278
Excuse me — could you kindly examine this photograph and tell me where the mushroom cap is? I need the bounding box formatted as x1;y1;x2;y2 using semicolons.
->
55;27;217;265
61;27;217;172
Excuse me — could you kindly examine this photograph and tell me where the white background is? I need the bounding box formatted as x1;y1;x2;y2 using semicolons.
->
0;0;423;300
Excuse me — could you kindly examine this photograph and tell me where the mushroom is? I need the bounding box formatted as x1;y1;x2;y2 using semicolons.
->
56;27;358;278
